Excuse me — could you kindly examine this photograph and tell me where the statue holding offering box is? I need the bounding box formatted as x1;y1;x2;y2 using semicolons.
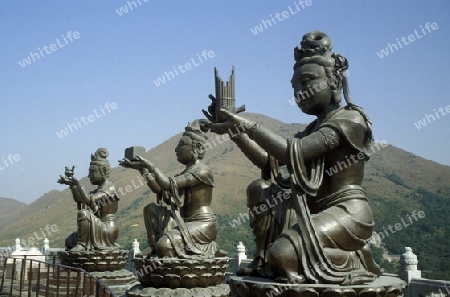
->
119;120;226;259
204;31;383;285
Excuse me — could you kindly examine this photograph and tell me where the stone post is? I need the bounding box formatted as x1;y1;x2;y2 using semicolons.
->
126;239;141;273
132;239;140;257
399;247;422;283
233;241;247;271
13;238;21;252
42;238;50;254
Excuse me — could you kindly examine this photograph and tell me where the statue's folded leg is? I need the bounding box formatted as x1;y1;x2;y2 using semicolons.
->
268;230;305;284
142;203;175;256
155;234;178;258
69;209;92;252
65;231;78;250
238;179;296;277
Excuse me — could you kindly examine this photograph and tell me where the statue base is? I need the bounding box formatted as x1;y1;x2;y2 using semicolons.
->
126;283;230;297
58;249;129;272
228;274;406;297
57;249;137;296
91;269;139;296
126;257;231;297
133;256;230;288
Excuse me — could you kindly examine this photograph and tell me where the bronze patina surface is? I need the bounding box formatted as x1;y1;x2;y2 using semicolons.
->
205;31;383;286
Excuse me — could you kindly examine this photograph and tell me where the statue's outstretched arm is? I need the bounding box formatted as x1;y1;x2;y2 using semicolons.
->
152;167;204;190
119;156;179;191
58;175;90;206
251;126;342;163
248;124;290;164
296;127;341;160
69;183;90;206
119;159;163;193
207;110;290;164
231;133;269;170
205;118;269;169
141;168;162;193
213;109;342;164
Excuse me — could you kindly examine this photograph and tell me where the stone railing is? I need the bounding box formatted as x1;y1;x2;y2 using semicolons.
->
4;238;449;297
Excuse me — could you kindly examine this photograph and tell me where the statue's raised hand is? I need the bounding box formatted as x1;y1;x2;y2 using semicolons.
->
202;94;217;122
119;156;155;171
205;108;254;135
58;175;79;187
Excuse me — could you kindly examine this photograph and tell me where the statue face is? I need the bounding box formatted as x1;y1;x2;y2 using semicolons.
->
291;63;332;115
175;136;194;164
88;165;103;185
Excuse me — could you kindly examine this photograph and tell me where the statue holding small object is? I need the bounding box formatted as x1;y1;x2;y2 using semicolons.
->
205;31;382;285
57;149;136;292
58;148;120;252
119;120;226;259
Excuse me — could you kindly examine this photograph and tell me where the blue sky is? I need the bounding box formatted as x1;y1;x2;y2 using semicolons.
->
1;1;449;204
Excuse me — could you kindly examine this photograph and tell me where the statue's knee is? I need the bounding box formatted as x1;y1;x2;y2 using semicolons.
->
246;179;271;207
155;235;173;257
65;232;78;249
143;203;157;216
269;237;287;261
269;237;299;273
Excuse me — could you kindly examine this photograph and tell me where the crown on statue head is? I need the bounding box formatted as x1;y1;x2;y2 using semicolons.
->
90;148;110;168
294;31;333;61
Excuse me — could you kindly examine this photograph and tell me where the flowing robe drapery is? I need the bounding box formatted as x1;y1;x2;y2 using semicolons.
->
164;162;221;258
66;181;120;251
280;106;381;285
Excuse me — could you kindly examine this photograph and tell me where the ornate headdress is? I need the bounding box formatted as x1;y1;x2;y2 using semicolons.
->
295;30;333;59
90;148;111;175
294;31;373;142
294;31;348;99
183;119;209;144
182;119;209;159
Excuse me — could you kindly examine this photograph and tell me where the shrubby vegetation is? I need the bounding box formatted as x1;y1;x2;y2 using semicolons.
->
370;186;450;280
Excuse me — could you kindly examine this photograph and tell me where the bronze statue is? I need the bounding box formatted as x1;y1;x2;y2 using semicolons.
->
119;119;225;259
58;148;120;251
204;31;381;285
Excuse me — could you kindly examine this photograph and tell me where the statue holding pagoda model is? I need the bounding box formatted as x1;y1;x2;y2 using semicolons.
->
204;31;383;286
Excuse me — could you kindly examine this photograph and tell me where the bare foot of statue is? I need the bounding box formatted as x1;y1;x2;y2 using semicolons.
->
215;249;228;257
70;244;87;252
236;256;264;277
140;246;155;258
275;272;306;284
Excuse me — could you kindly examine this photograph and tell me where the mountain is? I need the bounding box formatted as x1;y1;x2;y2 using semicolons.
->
0;113;449;279
0;197;27;225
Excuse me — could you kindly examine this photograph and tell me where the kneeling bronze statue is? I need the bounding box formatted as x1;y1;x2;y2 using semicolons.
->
205;31;382;286
120;119;226;260
58;148;120;252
